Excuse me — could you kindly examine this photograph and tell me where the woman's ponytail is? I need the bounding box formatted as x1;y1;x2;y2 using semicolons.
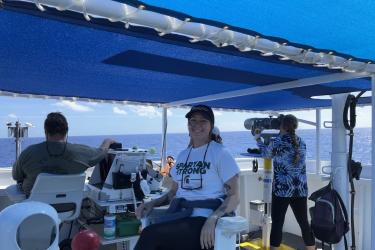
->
281;115;300;165
211;126;223;144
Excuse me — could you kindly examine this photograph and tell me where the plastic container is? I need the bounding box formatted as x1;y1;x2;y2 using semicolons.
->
116;214;142;237
103;213;116;240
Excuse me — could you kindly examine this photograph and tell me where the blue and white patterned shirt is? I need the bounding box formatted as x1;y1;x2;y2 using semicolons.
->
257;134;308;197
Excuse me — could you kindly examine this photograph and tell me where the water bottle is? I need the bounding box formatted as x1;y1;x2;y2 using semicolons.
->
103;207;116;240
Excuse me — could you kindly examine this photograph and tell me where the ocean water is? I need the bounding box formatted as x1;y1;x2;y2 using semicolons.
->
0;128;371;172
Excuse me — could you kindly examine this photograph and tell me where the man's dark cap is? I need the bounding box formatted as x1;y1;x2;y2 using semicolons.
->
185;105;215;124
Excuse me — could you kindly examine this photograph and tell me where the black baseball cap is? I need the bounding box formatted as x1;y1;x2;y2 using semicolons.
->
185;105;215;124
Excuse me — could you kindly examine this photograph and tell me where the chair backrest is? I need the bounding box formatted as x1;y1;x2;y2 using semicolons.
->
28;173;86;222
0;201;60;250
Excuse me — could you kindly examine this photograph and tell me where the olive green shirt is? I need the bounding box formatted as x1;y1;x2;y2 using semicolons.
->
12;141;106;195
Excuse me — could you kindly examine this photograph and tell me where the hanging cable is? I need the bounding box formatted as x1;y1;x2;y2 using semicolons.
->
342;91;365;250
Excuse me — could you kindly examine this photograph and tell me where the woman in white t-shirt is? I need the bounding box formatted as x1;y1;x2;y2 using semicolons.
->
135;105;240;250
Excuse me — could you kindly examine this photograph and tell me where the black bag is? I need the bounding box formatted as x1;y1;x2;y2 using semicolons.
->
112;168;145;201
309;182;349;246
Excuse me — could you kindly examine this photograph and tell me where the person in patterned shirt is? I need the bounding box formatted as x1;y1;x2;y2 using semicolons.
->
255;114;315;250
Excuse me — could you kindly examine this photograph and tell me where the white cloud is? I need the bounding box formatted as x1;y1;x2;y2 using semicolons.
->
8;113;17;119
86;102;99;106
129;105;161;118
54;101;93;112
167;110;173;117
113;106;127;115
213;110;223;116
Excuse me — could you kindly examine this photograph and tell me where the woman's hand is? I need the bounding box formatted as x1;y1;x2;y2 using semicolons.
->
135;202;154;219
253;129;262;141
200;215;219;249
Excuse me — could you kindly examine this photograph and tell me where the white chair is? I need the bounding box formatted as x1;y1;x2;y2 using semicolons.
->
28;173;86;222
5;184;27;203
0;201;60;250
6;173;86;222
214;216;248;250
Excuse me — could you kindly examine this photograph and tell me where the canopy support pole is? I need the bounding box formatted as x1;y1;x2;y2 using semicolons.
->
161;107;168;169
165;72;368;107
315;108;321;173
371;75;375;250
331;93;350;250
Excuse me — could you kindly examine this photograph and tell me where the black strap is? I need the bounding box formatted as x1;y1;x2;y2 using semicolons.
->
342;91;364;250
344;234;348;250
334;189;349;250
343;94;356;130
333;189;349;226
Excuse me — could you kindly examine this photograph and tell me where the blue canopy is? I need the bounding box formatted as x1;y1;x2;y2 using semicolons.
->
131;0;375;63
0;0;372;111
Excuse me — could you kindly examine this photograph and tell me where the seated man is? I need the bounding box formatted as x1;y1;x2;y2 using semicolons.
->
160;155;174;177
12;112;115;196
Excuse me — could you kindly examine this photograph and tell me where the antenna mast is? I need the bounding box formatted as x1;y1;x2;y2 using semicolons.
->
6;121;31;161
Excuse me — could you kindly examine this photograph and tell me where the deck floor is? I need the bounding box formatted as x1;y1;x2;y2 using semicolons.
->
240;230;306;250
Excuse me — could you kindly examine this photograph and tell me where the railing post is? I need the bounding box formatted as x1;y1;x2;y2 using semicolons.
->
371;75;375;250
331;93;349;250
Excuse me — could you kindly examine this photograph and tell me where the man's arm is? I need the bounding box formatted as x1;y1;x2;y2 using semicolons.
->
100;138;117;152
200;174;240;249
12;156;24;182
80;139;116;167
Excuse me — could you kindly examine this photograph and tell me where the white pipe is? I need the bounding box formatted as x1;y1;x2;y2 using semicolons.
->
166;72;367;107
371;75;375;250
298;118;316;126
331;93;349;250
315;108;321;173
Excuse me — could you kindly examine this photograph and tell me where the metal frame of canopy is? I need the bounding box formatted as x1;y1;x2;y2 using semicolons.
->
372;78;375;250
2;1;375;249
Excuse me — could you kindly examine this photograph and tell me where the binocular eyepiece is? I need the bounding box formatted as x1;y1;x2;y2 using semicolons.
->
244;115;284;135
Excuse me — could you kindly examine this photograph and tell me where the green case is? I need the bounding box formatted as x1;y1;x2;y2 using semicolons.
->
116;214;142;237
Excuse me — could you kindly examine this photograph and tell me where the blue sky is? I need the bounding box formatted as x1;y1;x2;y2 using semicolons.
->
0;96;371;138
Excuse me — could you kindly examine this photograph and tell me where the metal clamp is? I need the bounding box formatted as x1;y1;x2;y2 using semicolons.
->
323;121;332;128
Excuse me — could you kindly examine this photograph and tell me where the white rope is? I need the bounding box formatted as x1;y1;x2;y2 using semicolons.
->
33;0;45;11
81;0;90;21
